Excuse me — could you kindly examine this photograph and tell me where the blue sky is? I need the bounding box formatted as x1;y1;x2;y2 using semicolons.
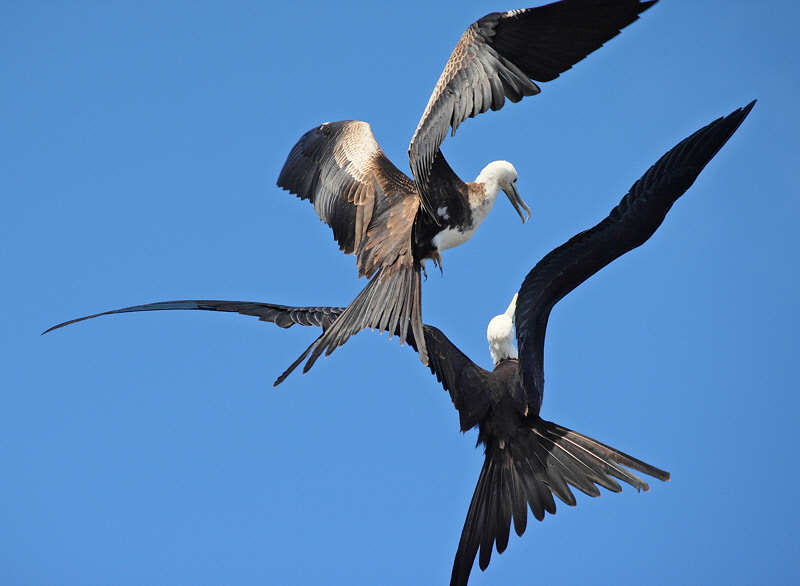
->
3;1;799;584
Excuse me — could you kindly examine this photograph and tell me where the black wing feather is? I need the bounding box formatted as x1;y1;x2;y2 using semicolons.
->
420;325;496;432
43;295;494;429
515;101;755;400
410;0;657;219
43;301;346;335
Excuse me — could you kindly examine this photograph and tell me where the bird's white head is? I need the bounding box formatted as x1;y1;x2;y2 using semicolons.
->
487;293;518;366
476;161;530;223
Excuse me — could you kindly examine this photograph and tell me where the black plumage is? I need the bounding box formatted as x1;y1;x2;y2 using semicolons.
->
44;102;755;586
409;0;658;211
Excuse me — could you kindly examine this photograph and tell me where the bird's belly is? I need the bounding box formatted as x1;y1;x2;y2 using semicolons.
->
432;225;476;252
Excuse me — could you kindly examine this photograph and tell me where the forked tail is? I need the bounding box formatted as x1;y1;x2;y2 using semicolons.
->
450;417;670;586
274;264;426;386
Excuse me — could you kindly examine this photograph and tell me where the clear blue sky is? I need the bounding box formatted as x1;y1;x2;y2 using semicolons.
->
3;1;799;584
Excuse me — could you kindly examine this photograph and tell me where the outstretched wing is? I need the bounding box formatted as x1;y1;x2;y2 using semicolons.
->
278;120;418;277
409;0;657;220
43;300;346;335
43;298;496;429
419;325;496;432
515;101;756;400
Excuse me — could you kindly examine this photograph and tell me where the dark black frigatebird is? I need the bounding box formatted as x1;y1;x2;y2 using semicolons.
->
44;102;755;585
275;0;657;382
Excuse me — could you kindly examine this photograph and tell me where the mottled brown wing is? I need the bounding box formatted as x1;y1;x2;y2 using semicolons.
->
515;101;755;405
278;120;418;277
409;0;657;219
42;300;347;334
275;122;427;380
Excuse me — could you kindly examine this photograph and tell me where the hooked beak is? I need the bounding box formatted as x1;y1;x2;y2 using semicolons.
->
504;184;531;223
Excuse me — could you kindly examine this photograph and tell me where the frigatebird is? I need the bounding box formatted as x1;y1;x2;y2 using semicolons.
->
275;0;657;382
43;102;755;585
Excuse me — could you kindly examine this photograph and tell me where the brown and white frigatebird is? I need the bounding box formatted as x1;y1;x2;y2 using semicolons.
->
275;0;657;383
44;102;755;585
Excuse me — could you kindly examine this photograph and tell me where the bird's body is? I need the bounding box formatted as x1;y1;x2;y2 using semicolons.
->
274;0;657;383
45;102;755;586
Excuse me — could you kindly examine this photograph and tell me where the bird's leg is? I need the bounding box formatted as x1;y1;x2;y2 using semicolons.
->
431;250;443;275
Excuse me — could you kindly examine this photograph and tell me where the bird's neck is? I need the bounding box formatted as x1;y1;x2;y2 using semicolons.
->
426;180;497;253
489;333;518;365
466;180;499;229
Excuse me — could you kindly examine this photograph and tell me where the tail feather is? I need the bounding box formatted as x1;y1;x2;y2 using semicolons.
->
508;462;528;537
450;418;669;586
519;447;557;522
274;265;426;385
495;466;513;554
478;464;497;571
540;421;670;488
553;423;671;483
532;429;619;495
273;343;316;387
523;439;574;510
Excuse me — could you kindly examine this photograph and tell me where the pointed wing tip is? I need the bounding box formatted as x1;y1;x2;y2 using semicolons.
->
728;99;756;127
42;315;94;335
